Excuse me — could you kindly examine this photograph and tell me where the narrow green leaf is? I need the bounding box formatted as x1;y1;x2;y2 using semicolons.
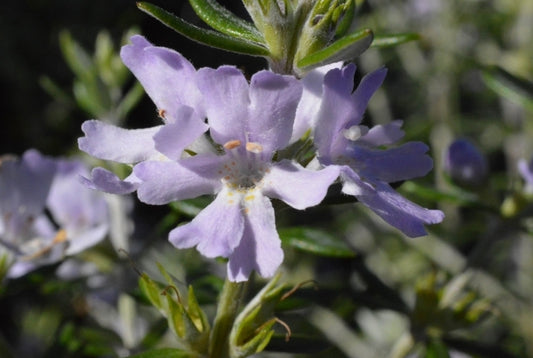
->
186;285;210;334
482;65;533;112
59;30;95;83
116;81;145;121
371;33;420;48
137;2;269;57
139;274;164;310
156;262;177;287
72;81;109;118
127;348;193;358
279;227;355;258
188;0;264;43
165;293;186;338
297;28;373;72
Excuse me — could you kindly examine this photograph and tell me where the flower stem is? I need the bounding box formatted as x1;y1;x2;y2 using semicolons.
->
208;278;247;358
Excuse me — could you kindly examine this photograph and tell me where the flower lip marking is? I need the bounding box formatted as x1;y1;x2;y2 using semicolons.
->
158;109;166;119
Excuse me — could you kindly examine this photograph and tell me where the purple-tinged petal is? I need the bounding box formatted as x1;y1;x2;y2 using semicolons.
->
358;120;405;146
7;261;37;279
228;194;282;282
316;66;387;161
292;62;343;143
65;224;109;255
0;150;56;218
352;67;387;117
518;158;533;188
48;160;109;230
314;64;358;160
120;35;204;117
80;167;139;195
134;155;223;204
196;66;250;145
342;169;444;237
346;142;433;182
153;106;208;161
79;120;161;163
248;71;302;152
169;188;244;258
262;160;339;209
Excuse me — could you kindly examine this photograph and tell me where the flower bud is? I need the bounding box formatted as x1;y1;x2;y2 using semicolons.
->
444;139;488;186
138;265;210;354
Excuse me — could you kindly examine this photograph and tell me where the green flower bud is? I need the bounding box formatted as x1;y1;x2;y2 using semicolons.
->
229;273;286;358
138;265;210;354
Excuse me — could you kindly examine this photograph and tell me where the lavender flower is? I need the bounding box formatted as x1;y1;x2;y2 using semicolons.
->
444;139;488;185
79;36;338;281
0;150;109;278
313;64;444;237
135;67;338;281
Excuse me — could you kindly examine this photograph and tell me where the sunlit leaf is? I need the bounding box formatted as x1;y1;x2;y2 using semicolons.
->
279;227;355;258
188;0;264;43
297;28;373;72
137;2;269;57
371;33;420;48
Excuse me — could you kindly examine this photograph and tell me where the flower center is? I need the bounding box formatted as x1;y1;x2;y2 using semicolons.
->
221;139;269;191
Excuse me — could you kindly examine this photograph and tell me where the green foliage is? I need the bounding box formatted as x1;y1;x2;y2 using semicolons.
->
411;272;494;340
482;65;533;113
188;0;264;43
138;265;210;354
296;28;373;72
371;33;420;48
230;274;285;357
137;2;269;57
40;28;144;123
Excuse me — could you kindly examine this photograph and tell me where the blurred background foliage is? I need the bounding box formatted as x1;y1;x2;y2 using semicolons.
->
1;0;533;357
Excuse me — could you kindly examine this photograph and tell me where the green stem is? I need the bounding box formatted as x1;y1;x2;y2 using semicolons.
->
208;279;247;358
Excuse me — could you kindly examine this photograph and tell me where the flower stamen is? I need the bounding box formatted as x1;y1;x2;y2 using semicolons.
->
246;142;263;153
224;140;242;150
